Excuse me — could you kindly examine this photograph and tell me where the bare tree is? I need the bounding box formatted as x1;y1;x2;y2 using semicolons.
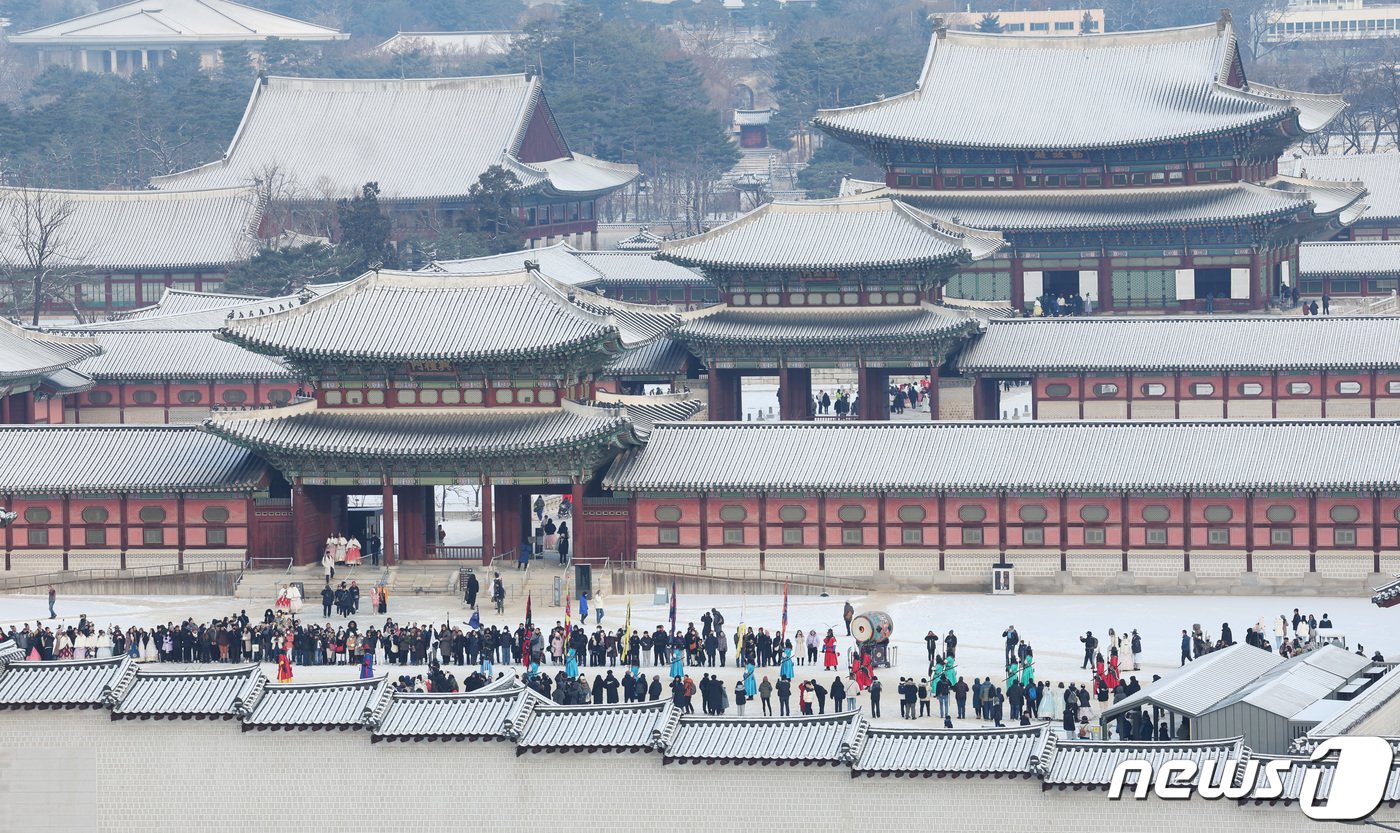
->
0;186;91;325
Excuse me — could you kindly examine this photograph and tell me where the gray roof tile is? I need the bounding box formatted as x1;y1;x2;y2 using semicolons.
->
152;75;634;201
572;251;706;284
203;400;644;460
604;421;1400;493
814;22;1341;150
657;199;1001;271
220;269;631;362
957;316;1400;373
1262;755;1400;803
605;338;694;377
0;186;262;270
1287;152;1400;220
373;686;531;741
0;319;99;381
70;330;294;381
431;243;605;287
1299;241;1400;276
0;657;131;708
663;711;865;764
243;677;389;730
1101;645;1286;721
112;665;265;718
517;700;675;752
854;724;1051;775
0;425;266;494
1042;736;1245;788
10;0;344;45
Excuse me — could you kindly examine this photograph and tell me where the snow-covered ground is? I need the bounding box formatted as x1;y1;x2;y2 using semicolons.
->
4;588;1389;727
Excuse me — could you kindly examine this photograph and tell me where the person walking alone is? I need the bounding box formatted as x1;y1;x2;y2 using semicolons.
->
47;586;56;619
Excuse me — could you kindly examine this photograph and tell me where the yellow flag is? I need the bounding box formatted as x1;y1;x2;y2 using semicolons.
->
622;600;632;664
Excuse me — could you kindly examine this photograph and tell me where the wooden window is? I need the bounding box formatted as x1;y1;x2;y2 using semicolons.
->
1333;527;1356;547
1207;528;1230;545
1023;526;1045;545
1045;175;1062;187
1329;505;1360;524
178;390;203;404
27;529;48;546
1130;172;1148;185
1079;505;1110;523
88;391;112;405
1336;381;1362;395
1189;383;1215;396
658;527;680;545
1271;528;1293;545
1092;383;1119;397
841;527;863;545
1084;527;1106;545
1388;381;1400;395
1142;505;1171;522
1237;383;1263;396
138;506;166;523
897;505;925;523
1145;527;1168;545
80;507;108;523
1139;383;1166;397
958;506;987;523
961;176;976;188
1288;382;1313;395
1085;174;1103;187
24;507;51;523
837;505;866;522
942;176;959;188
132;390;158;404
143;528;164;545
222;390;248;405
1266;505;1297;523
722;527;744;544
901;527;924;545
961;527;984;545
1025;175;1041;187
1044;383;1072;398
1203;505;1233;523
202;506;230;523
207;527;227;546
778;505;806;522
719;505;747;522
85;528;106;545
268;389;291;405
653;506;682;522
1112;173;1128;186
1019;505;1048;523
781;527;803;545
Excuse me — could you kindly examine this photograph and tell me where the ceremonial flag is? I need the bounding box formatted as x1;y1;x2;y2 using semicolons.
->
565;593;571;635
780;580;789;638
622;601;632;663
668;578;677;635
526;591;533;626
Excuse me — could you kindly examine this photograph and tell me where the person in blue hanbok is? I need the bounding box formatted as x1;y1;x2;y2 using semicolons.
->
943;656;957;686
360;650;374;679
670;647;685;679
566;648;579;680
744;662;757;698
780;647;794;680
1020;654;1036;687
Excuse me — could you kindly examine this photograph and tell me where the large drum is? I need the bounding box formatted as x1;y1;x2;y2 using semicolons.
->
851;611;893;645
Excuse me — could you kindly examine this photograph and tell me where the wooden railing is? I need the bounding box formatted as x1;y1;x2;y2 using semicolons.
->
425;545;484;561
626;560;874;592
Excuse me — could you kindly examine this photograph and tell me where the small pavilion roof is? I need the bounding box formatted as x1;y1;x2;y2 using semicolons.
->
1299;241;1400;277
1099;645;1286;722
675;304;978;348
152;75;635;202
202;399;647;460
429;242;605;287
956;316;1400;374
0;185;264;271
0;425;265;495
814;18;1343;151
656;198;1002;272
604;421;1400;493
80;286;340;332
842;179;1367;232
615;227;665;251
218;268;654;363
9;0;345;46
0;319;98;382
605;338;694;378
1287;152;1400;221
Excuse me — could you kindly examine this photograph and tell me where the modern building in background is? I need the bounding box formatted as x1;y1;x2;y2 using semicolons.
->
944;8;1104;35
1262;0;1400;44
4;0;347;73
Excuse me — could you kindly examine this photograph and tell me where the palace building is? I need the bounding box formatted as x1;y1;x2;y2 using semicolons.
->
815;14;1363;313
151;74;638;249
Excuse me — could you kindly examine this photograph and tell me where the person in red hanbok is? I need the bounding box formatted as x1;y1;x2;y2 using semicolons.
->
822;629;839;670
852;648;874;691
277;631;294;682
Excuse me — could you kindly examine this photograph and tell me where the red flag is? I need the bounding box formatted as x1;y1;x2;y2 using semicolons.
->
668;578;677;636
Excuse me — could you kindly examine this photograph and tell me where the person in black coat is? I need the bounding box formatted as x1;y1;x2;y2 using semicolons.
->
603;670;620;704
831;677;846;710
464;572;479;608
591;674;605;705
776;678;792;715
648;675;663;701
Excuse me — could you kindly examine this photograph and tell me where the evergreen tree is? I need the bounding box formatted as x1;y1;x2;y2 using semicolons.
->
977;14;1004;33
335;182;397;272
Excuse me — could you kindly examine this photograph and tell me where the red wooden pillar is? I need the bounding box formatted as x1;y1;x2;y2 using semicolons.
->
571;480;586;563
876;492;887;572
480;476;494;565
1;394;10;424
1077;372;1086;420
119;495;129;570
1058;493;1068;572
3;491;11;571
1221;372;1230;420
997;492;1008;564
757;494;768;570
928;365;941;421
381;478;396;566
61;494;71;571
817;493;827;571
1182;492;1192;572
1119;492;1129;573
1321;370;1328;419
1271;371;1279;419
1010;258;1025;313
1245;493;1255;573
698;493;709;568
176;494;186;570
1308;491;1318;573
1097;255;1113;313
1373;490;1383;575
936;493;947;572
1372;370;1379;419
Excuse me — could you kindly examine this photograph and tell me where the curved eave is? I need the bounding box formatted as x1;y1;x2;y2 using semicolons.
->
655;250;975;273
958;361;1400;374
86;370;297;382
891;190;1312;232
611;478;1398;493
216;328;624;366
2;477;264;497
813;108;1294;153
674;317;978;349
